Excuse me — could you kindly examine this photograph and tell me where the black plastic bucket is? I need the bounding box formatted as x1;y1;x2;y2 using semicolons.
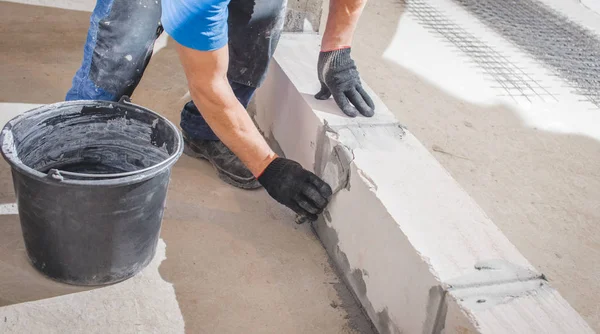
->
0;97;183;286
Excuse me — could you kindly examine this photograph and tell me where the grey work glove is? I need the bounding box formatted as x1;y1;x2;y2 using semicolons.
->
315;48;375;117
258;157;333;222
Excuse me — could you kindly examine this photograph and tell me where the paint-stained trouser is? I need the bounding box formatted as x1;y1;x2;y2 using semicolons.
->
66;0;287;140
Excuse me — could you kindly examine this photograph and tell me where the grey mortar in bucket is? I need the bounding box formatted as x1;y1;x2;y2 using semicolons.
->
0;97;183;286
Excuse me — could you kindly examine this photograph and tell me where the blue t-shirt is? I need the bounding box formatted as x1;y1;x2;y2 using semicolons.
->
161;0;231;51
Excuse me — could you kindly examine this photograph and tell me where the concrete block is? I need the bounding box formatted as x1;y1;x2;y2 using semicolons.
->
444;260;592;333
445;281;591;333
253;33;593;333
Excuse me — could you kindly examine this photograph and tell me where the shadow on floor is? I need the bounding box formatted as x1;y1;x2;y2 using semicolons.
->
0;215;93;307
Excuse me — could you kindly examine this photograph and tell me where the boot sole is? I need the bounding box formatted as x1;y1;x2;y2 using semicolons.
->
183;142;262;190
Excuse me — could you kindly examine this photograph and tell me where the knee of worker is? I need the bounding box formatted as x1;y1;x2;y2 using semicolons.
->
89;0;162;97
66;70;116;101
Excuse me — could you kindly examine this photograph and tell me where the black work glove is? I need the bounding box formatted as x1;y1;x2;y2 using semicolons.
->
315;48;375;117
258;157;333;222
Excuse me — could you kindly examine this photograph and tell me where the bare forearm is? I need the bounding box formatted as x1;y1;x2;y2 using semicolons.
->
176;44;275;176
321;0;367;51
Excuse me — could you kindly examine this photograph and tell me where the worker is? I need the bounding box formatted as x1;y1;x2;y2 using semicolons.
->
66;0;374;221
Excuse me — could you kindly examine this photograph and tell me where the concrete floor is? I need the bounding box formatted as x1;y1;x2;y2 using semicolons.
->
351;0;600;330
2;0;599;331
0;2;373;333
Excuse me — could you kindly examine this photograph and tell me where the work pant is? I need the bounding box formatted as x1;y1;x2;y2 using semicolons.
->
66;0;287;140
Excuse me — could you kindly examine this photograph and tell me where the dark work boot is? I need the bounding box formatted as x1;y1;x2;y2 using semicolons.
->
182;132;261;189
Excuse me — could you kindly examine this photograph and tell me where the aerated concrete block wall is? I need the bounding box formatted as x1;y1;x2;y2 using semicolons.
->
252;33;593;334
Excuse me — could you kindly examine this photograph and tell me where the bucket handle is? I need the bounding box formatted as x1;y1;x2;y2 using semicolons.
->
118;95;132;104
119;95;140;108
46;169;64;181
45;168;154;181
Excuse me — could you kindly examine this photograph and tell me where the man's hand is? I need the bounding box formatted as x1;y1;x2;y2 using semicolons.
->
315;48;374;117
316;0;372;117
175;44;333;222
258;158;333;221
